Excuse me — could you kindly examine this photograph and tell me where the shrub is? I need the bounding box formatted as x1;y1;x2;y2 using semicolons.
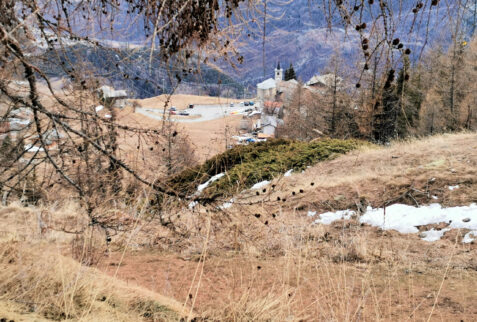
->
168;138;364;200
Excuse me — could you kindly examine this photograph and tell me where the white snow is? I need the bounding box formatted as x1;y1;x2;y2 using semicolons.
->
307;211;317;217
95;105;104;112
197;173;225;193
188;201;198;209
432;195;439;200
219;199;234;210
448;185;460;191
312;203;477;242
314;209;355;225
420;228;451;242
251;180;270;190
462;231;477;244
359;203;477;234
24;144;44;152
284;169;293;177
104;114;112;119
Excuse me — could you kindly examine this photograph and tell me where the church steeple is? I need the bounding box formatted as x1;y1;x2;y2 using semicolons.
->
275;62;283;83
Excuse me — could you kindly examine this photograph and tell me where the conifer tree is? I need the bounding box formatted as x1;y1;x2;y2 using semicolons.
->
394;56;424;137
284;63;296;81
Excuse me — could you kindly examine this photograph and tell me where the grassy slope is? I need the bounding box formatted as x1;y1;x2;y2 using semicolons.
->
0;204;188;321
1;133;476;321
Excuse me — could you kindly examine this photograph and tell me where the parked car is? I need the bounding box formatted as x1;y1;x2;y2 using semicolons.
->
244;102;250;106
169;111;176;115
188;104;194;109
230;103;234;107
245;108;253;113
179;111;189;116
249;101;254;106
169;106;177;111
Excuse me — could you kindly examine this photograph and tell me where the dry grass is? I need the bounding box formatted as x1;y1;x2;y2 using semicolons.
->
0;202;189;321
101;132;477;320
0;241;186;321
1;132;477;321
234;132;477;216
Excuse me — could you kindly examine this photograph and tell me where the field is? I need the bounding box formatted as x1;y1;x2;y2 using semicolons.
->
119;95;247;160
1;132;476;321
132;94;246;110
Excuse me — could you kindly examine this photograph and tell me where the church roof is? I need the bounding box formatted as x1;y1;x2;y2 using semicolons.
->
257;78;276;90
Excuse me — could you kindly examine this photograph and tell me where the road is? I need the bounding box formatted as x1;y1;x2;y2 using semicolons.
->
136;104;255;123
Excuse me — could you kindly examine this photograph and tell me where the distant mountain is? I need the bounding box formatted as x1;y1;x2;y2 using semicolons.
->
35;44;244;99
226;0;453;84
35;1;465;92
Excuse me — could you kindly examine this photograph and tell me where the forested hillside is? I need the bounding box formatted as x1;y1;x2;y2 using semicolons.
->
35;44;244;98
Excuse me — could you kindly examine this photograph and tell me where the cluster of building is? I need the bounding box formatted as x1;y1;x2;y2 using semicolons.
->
241;63;343;138
0;82;128;153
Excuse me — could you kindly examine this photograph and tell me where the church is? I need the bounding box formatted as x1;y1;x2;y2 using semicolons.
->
256;63;284;102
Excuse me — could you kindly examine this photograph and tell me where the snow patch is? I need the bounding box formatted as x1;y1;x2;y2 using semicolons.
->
448;185;460;191
359;203;477;235
197;173;225;193
314;210;355;225
284;169;293;177
462;231;477;244
312;203;477;242
95;105;104;112
24;144;44;152
420;228;451;242
251;180;270;190
219;199;234;210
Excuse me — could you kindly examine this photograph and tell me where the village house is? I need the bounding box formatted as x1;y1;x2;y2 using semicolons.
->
97;85;128;108
304;73;343;94
261;101;284;136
